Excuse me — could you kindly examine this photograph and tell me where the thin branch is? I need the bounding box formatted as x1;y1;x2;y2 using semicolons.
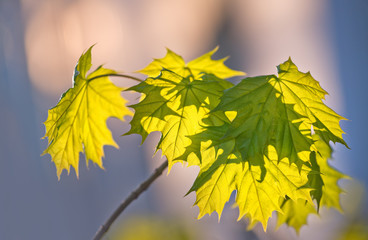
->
93;160;168;240
89;73;144;82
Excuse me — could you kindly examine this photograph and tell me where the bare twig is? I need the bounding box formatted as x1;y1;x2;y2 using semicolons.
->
88;73;143;82
93;160;168;240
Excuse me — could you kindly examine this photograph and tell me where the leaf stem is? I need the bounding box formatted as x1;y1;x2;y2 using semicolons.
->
89;73;144;82
93;160;168;240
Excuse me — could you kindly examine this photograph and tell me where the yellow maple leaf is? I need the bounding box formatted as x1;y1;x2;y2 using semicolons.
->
277;198;317;233
138;46;245;78
184;125;312;230
42;46;132;178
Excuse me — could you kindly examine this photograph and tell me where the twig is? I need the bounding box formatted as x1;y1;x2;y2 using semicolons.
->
93;160;168;240
89;73;143;82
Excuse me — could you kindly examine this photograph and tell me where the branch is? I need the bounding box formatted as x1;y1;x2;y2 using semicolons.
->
89;73;143;82
93;160;168;240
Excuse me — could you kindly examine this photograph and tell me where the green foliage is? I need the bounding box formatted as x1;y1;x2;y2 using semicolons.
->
127;70;234;170
43;46;348;232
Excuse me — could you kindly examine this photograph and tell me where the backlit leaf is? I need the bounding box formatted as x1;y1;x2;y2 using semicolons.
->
138;47;245;78
277;198;317;233
215;58;347;168
43;47;349;234
183;122;312;230
304;134;348;210
183;58;347;230
276;135;348;232
43;46;132;178
126;70;233;170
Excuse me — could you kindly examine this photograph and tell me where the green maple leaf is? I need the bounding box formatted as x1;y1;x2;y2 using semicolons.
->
42;45;349;234
126;70;233;169
182;122;313;230
138;47;245;78
42;46;132;178
236;147;313;230
183;124;240;220
301;134;348;210
127;48;243;169
276;135;347;232
314;135;348;210
214;58;347;168
181;58;347;230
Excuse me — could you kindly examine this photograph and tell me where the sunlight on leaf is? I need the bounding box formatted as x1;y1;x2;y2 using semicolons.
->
126;70;233;170
138;47;245;78
43;47;350;234
277;198;317;233
43;46;132;178
182;58;348;230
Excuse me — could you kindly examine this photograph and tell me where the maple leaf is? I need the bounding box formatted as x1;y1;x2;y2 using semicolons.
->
313;135;348;210
236;147;313;230
181;58;348;230
276;135;347;232
41;45;350;235
43;46;132;178
183;122;313;230
277;198;317;233
183;124;240;220
214;58;347;168
126;70;233;170
301;134;348;210
138;47;245;78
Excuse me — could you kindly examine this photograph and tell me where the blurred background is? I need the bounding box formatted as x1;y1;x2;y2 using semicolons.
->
0;0;367;239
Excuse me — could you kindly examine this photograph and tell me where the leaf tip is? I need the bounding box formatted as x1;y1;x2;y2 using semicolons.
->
209;45;220;56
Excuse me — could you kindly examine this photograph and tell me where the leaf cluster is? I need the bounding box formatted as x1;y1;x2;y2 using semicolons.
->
43;46;348;232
